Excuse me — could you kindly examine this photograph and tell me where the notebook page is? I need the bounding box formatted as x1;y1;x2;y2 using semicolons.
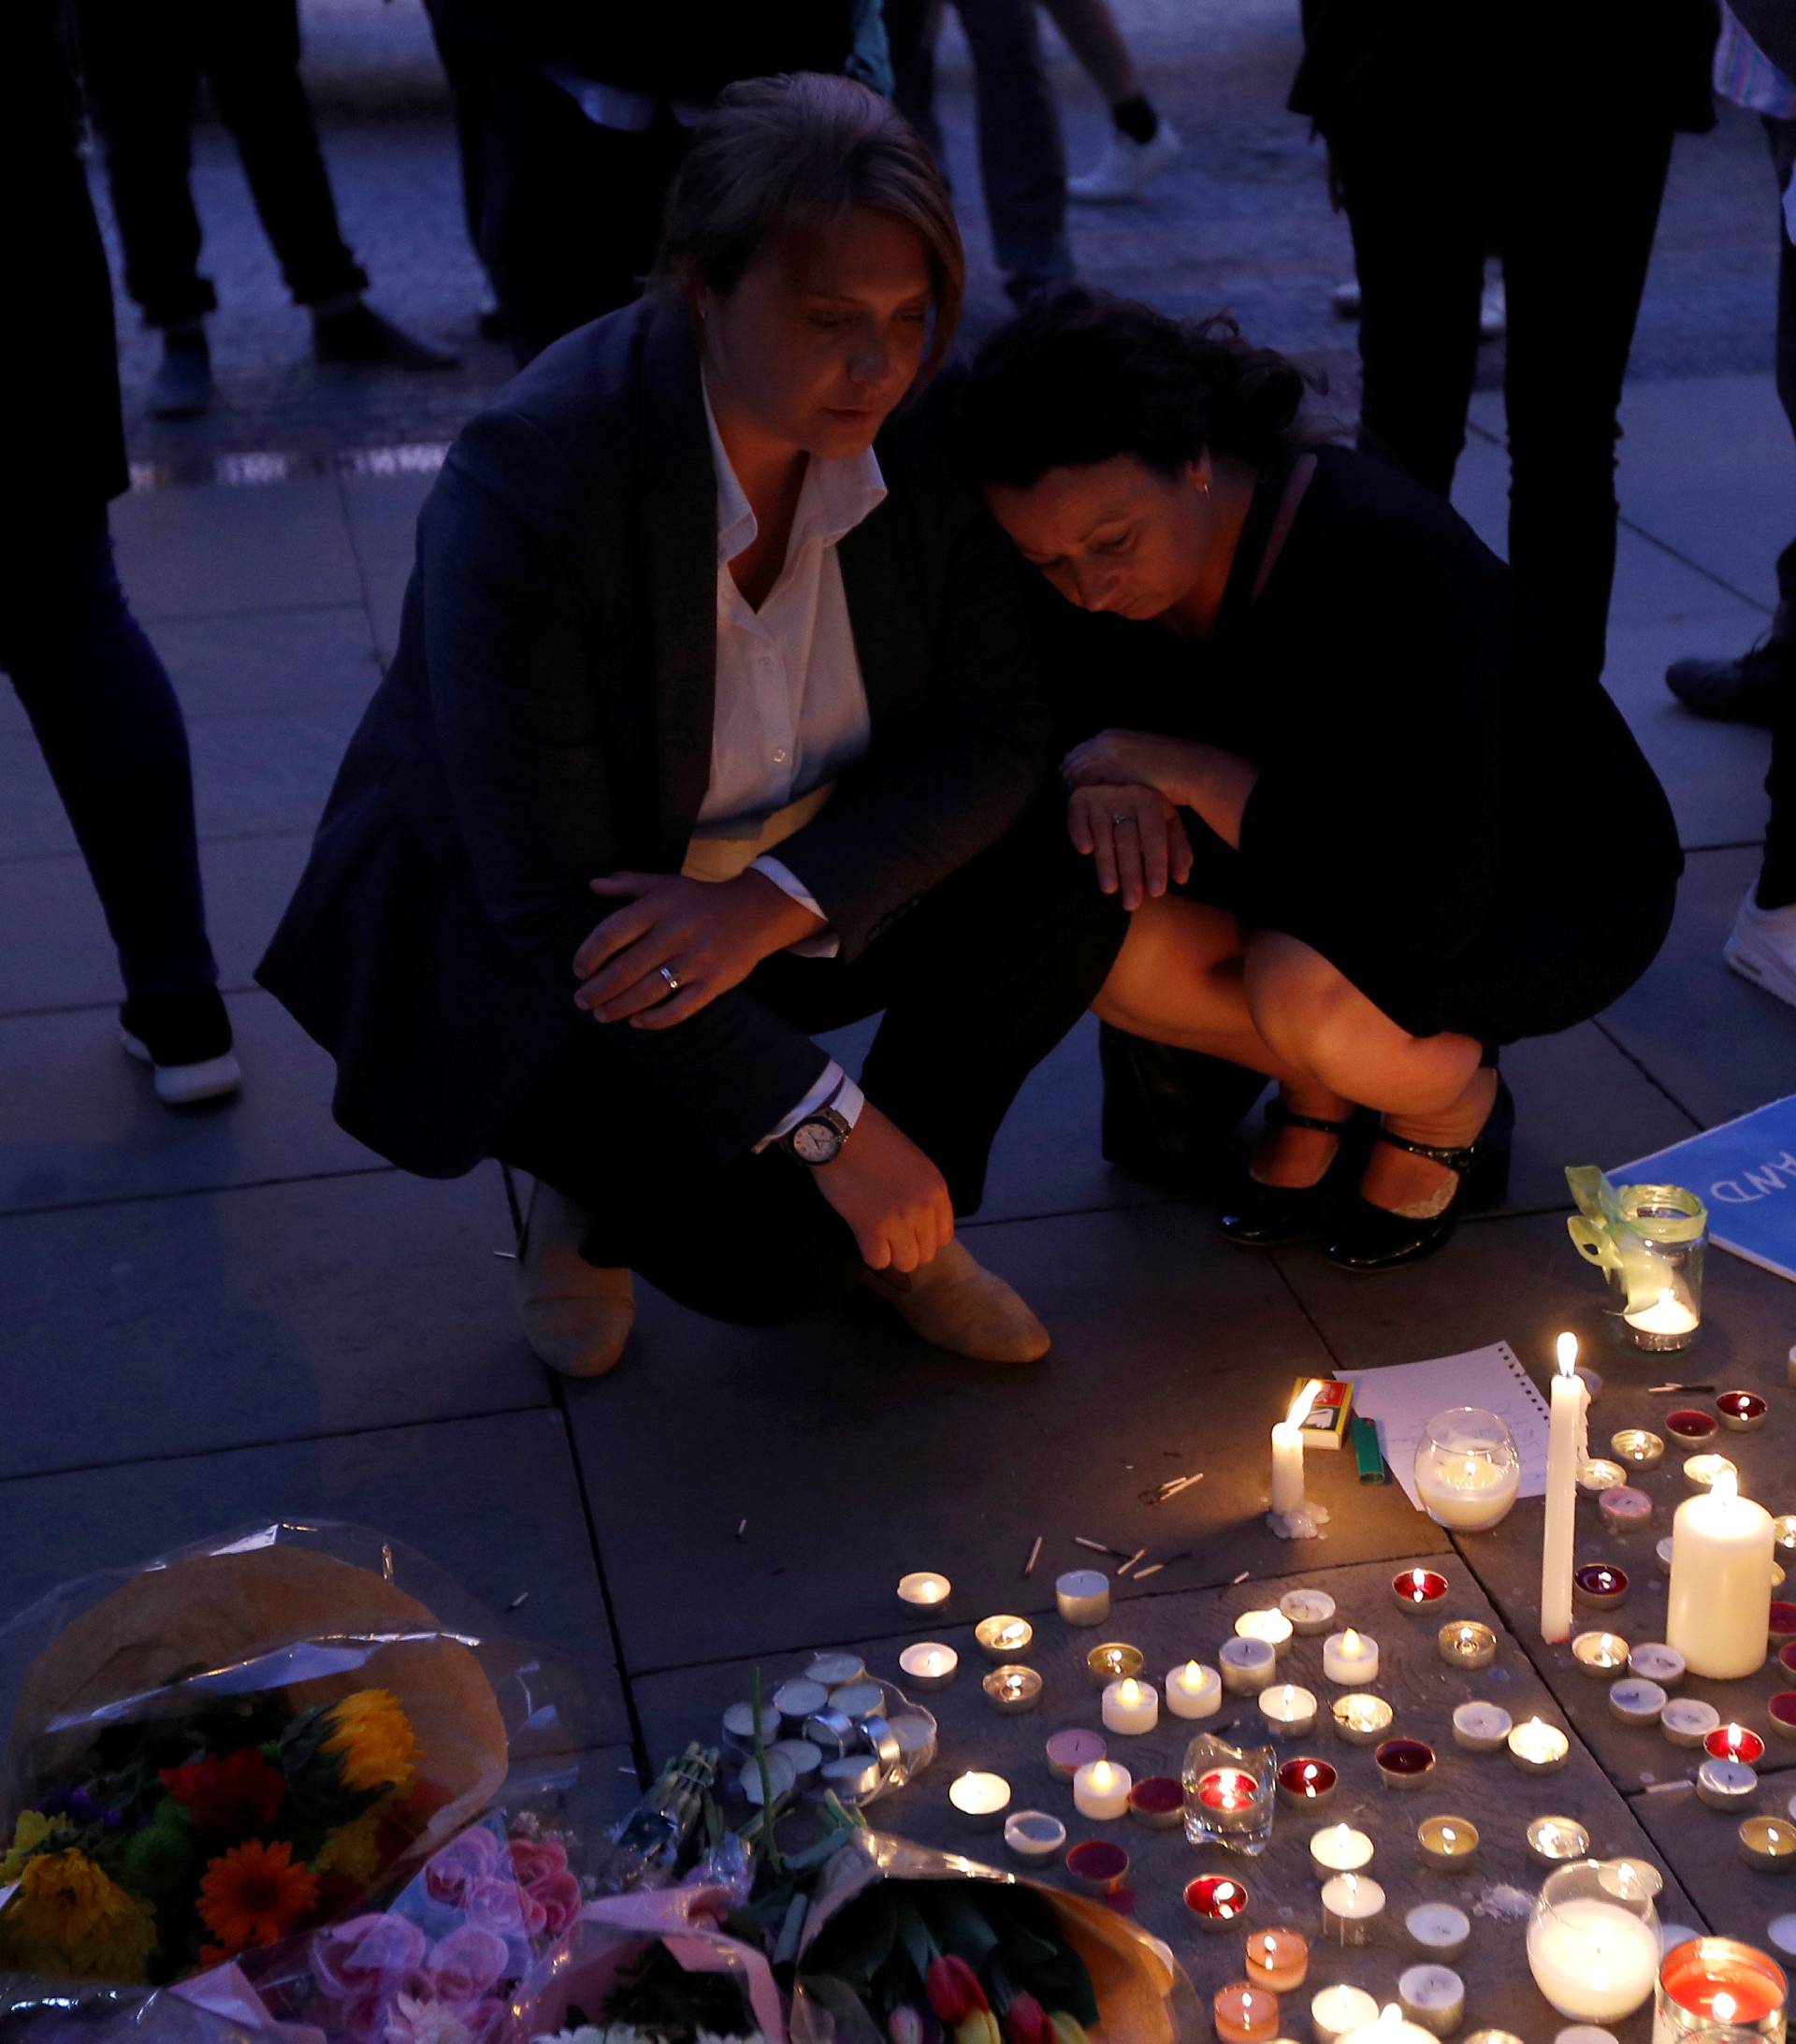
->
1337;1341;1553;1511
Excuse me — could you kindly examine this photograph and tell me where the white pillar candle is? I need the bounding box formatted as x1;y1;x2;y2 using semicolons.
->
1258;1682;1318;1737
1165;1659;1222;1718
1526;1897;1659;2021
1542;1334;1586;1645
1398;1966;1465;2038
1312;1986;1381;2044
1071;1757;1131;1821
1405;1904;1470;1962
1237;1607;1296;1656
1101;1675;1159;1735
1055;1568;1111;1627
1221;1636;1279;1694
1310;1822;1375;1876
1271;1383;1320;1516
1321;1872;1385;1945
1281;1587;1338;1635
1667;1469;1775;1678
1323;1628;1380;1685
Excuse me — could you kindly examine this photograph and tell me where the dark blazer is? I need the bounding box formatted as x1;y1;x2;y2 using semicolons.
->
257;300;1049;1178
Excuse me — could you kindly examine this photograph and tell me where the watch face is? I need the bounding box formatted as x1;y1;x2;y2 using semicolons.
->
792;1117;843;1165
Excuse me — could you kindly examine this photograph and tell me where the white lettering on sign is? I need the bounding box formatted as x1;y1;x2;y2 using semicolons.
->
1712;1152;1796;1202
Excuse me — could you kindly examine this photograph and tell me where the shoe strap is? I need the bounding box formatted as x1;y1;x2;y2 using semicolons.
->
1374;1125;1480;1173
1267;1097;1354;1138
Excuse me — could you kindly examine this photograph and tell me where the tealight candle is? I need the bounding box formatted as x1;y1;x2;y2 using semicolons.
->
1770;1690;1796;1739
1785;1642;1796;1675
1392;1567;1450;1610
805;1650;865;1687
1406;1903;1471;1962
1625;1286;1700;1344
886;1718;934;1768
897;1571;950;1610
1375;1738;1437;1790
1706;1722;1767;1765
1574;1563;1629;1610
1772;1913;1796;1955
1065;1838;1130;1896
1323;1628;1380;1685
1579;1458;1628;1495
1087;1640;1144;1686
1777;1515;1796;1551
1607;1678;1668;1726
1277;1757;1337;1807
1321;1872;1386;1946
897;1643;958;1691
1741;1816;1796;1870
974;1614;1034;1660
1627;1642;1685;1685
1244;1929;1311;1993
1600;1486;1654;1533
1572;1630;1630;1675
1184;1873;1251;1930
1100;1674;1158;1735
769;1736;822;1785
982;1664;1042;1715
1281;1587;1337;1635
1666;1409;1718;1442
1311;1986;1381;2044
1659;1934;1792;2035
1045;1727;1105;1780
1438;1619;1497;1669
1451;1700;1512;1752
1311;1822;1376;1876
1002;1809;1065;1863
1417;1815;1479;1866
1696;1756;1759;1809
1684;1453;1738;1490
721;1701;783;1752
948;1770;1010;1831
1716;1389;1769;1430
1508;1717;1571;1773
1165;1659;1223;1719
829;1680;885;1718
739;1750;796;1805
1612;1428;1666;1468
1196;1765;1264;1815
1055;1568;1111;1627
1398;1964;1466;2037
1661;1697;1722;1747
1333;1692;1394;1745
1127;1775;1183;1829
1213;1982;1282;2044
1071;1757;1131;1821
1258;1682;1319;1737
1237;1607;1296;1655
1221;1636;1279;1694
1772;1602;1796;1645
773;1677;830;1721
1528;1816;1591;1865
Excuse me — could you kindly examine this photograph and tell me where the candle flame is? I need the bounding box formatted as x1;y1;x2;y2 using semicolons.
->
1118;1678;1140;1703
1090;1761;1113;1790
1715;1994;1737;2023
1342;1627;1361;1651
1340;1873;1359;1901
1556;1331;1578;1376
1713;1468;1739;1503
1286;1379;1322;1428
1184;1659;1201;1680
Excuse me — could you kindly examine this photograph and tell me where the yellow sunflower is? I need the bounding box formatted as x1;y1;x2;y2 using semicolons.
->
311;1805;385;1886
0;1848;159;1979
318;1689;419;1795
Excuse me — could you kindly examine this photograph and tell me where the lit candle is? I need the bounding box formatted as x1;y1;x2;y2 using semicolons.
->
1658;1936;1790;2031
1527;1816;1590;1865
1321;1872;1385;1946
1220;1635;1279;1694
1071;1757;1130;1821
1271;1382;1320;1520
1197;1766;1263;1814
1397;1966;1465;2038
1526;1887;1659;2021
1572;1630;1630;1675
1340;2008;1438;2044
1611;1428;1665;1468
1391;1568;1449;1610
1281;1587;1337;1635
1101;1675;1158;1735
1184;1874;1251;1931
1706;1722;1767;1764
1573;1562;1629;1610
1740;1816;1796;1870
1668;1468;1775;1677
1257;1682;1318;1737
896;1571;949;1610
1165;1659;1222;1718
1696;1756;1758;1809
896;1643;958;1691
1684;1452;1739;1490
1311;1985;1381;2044
1323;1627;1380;1685
1414;1432;1521;1530
1054;1568;1111;1627
1214;1980;1282;2044
1405;1904;1470;1962
1661;1697;1722;1747
1437;1619;1496;1669
974;1614;1033;1660
1624;1285;1699;1341
1578;1457;1628;1494
1237;1607;1296;1656
1245;1929;1311;1993
981;1664;1042;1714
1507;1716;1570;1773
947;1770;1010;1831
1331;1692;1393;1745
1002;1809;1065;1863
1276;1757;1337;1807
1542;1333;1586;1645
1086;1639;1144;1686
1416;1816;1479;1867
1310;1822;1376;1876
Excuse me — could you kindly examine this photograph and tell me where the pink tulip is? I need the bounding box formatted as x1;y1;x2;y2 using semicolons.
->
423;1827;502;1907
528;1871;582;1940
507;1837;569;1889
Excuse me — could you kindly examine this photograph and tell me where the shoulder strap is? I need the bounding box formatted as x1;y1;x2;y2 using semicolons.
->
1214;449;1300;638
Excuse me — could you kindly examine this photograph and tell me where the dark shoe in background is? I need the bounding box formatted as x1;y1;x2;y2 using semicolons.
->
1665;624;1793;728
1098;1023;1267;1195
119;988;240;1105
147;326;214;420
312;301;460;370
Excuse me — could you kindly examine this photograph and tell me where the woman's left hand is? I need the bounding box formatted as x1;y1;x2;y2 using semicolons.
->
1062;729;1204;804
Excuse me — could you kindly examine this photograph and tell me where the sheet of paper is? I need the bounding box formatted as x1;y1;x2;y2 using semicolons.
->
1337;1341;1553;1512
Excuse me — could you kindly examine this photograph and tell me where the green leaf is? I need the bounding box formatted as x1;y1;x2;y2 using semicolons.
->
894;1894;935;1982
943;1895;1001;1972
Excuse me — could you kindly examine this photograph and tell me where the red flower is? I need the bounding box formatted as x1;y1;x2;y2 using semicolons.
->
160;1750;285;1836
926;1957;988;2023
1005;1993;1050;2044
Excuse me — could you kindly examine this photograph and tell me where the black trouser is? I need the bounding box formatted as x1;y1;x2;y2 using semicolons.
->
497;804;1128;1324
75;0;365;328
475;64;690;366
421;6;493;285
1326;110;1674;689
1763;115;1796;909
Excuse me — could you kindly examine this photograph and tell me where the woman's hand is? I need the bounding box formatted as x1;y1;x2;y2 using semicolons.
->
1067;782;1194;911
571;869;825;1028
1062;728;1204;804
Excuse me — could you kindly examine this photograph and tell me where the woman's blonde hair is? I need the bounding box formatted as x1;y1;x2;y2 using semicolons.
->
653;72;964;381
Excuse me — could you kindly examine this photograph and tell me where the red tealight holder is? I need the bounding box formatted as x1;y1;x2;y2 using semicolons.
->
1065;1839;1131;1896
1781;1642;1796;1677
1392;1567;1449;1609
1276;1757;1338;1808
1666;1409;1719;1442
1198;1766;1261;1814
1703;1723;1767;1766
1373;1737;1437;1790
1769;1692;1796;1741
1572;1562;1629;1611
1769;1602;1796;1647
1659;1936;1789;2026
1184;1874;1251;1930
1127;1776;1184;1830
1716;1390;1770;1431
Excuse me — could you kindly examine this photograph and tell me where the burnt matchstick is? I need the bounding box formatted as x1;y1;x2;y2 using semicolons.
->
1023;1534;1043;1579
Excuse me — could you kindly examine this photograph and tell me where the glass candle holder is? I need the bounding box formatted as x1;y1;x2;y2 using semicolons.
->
1656;1937;1788;2041
1182;1731;1276;1857
1527;1860;1660;2023
1413;1408;1523;1530
1582;1180;1708;1351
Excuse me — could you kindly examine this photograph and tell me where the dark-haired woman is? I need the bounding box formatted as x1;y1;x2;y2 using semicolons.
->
965;291;1682;1268
260;76;1126;1372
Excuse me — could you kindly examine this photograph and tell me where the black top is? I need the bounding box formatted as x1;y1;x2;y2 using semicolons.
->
1059;445;1682;1043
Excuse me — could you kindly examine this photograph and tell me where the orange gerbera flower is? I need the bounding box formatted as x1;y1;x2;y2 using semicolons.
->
197;1839;319;1952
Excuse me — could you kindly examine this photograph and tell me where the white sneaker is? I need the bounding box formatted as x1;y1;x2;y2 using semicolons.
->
1068;120;1180;205
1724;892;1796;1011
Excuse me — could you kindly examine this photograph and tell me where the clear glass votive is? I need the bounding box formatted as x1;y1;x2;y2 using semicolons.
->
1413;1408;1522;1531
1182;1731;1276;1857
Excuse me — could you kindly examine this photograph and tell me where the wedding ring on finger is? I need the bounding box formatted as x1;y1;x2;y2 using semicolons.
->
658;964;682;995
1111;812;1136;828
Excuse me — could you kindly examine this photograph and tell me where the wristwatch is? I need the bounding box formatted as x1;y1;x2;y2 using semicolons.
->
784;1103;853;1167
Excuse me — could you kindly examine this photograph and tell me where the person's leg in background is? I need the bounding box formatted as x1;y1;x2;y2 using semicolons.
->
197;0;457;370
420;0;504;340
949;0;1076;304
1043;0;1181;205
887;0;949;167
1499;113;1673;688
0;512;237;1104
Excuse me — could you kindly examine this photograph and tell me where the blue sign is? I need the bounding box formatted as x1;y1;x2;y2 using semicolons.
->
1615;1094;1796;1283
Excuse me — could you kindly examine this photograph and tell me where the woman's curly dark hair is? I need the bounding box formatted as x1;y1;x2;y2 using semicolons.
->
962;287;1317;489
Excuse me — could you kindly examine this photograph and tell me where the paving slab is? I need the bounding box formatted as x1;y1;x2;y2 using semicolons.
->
634;1555;1699;2044
568;1201;1446;1676
0;1411;627;1747
340;468;434;662
1601;846;1796;1129
111;476;365;620
0;1163;546;1476
0;991;376;1213
1629;1771;1796;1974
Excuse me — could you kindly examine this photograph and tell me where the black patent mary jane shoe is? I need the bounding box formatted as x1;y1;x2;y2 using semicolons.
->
1219;1099;1370;1249
1324;1080;1514;1272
